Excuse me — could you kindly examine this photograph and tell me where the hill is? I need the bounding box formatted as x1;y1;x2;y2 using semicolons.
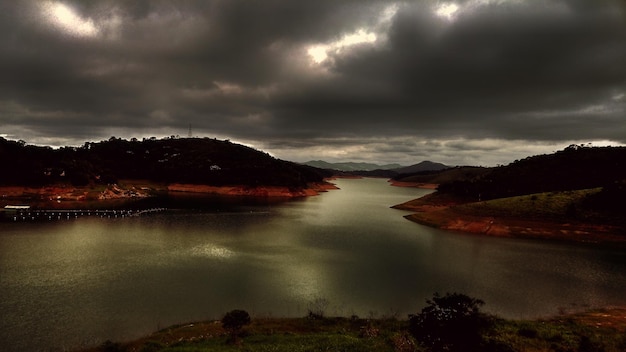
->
392;161;450;174
302;160;404;171
437;145;626;201
302;160;450;179
394;166;489;185
394;145;626;243
0;137;332;189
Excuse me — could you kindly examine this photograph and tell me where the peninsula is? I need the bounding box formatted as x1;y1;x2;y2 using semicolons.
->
392;145;626;246
0;136;335;209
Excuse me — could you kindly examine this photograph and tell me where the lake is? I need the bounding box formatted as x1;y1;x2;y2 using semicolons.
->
1;178;625;351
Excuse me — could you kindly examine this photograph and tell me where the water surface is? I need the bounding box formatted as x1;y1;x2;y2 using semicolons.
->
1;178;625;351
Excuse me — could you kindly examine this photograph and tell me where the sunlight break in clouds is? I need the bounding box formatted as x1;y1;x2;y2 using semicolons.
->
435;2;460;21
308;29;377;64
40;1;99;37
306;4;399;65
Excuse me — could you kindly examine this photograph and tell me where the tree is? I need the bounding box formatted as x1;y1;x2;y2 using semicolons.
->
409;292;493;352
221;309;251;344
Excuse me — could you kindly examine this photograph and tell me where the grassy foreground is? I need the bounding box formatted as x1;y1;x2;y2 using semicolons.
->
82;308;626;352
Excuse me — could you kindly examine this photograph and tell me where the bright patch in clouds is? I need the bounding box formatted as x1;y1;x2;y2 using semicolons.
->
308;29;377;64
340;30;378;46
40;1;99;37
380;3;400;24
435;3;460;21
307;46;329;64
213;81;244;95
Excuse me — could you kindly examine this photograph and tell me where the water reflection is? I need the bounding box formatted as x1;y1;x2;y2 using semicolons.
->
190;244;236;259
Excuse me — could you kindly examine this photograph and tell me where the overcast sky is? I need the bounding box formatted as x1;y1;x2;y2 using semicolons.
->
1;0;625;166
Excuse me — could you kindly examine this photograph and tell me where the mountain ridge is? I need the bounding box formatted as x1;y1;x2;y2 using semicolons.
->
302;160;449;173
392;161;450;174
302;160;404;171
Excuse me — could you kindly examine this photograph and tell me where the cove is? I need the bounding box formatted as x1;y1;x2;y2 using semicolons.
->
0;178;625;351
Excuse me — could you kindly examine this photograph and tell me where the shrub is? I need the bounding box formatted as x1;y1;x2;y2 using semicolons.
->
307;297;329;319
409;292;494;352
221;309;251;343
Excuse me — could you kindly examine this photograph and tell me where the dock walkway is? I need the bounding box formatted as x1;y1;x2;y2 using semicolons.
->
2;208;166;222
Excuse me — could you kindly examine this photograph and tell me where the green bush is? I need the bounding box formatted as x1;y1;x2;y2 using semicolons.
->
221;309;251;344
409;292;495;352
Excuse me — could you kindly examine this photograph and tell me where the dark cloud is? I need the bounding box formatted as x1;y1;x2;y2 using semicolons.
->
272;1;626;139
1;0;625;165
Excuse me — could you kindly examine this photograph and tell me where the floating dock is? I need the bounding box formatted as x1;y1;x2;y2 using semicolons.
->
1;208;166;222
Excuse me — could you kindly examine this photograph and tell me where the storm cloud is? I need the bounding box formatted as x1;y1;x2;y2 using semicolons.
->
1;0;625;165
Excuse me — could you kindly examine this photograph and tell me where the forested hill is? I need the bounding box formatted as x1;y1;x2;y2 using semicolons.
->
0;137;331;188
437;145;626;201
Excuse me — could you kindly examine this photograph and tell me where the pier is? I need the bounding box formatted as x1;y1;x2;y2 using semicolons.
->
1;208;166;222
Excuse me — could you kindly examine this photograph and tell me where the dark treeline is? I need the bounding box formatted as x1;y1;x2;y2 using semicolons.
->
0;137;332;188
393;166;491;185
391;145;626;218
436;145;626;201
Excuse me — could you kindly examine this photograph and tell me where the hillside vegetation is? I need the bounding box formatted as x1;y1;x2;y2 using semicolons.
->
436;145;626;202
394;146;626;241
0;137;331;189
458;189;601;222
394;166;490;186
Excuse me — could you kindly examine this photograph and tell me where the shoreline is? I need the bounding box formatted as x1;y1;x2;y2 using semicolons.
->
0;180;339;209
393;191;626;247
387;180;438;189
167;181;338;197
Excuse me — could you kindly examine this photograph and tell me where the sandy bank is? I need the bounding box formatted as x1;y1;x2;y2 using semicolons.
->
168;182;338;197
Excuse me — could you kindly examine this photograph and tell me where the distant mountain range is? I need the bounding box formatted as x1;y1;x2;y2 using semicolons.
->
302;160;449;174
303;160;404;171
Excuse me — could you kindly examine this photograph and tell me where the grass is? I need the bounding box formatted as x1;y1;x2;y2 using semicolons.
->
81;308;626;352
149;333;395;352
136;318;408;352
487;312;626;352
458;188;602;222
401;188;626;245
